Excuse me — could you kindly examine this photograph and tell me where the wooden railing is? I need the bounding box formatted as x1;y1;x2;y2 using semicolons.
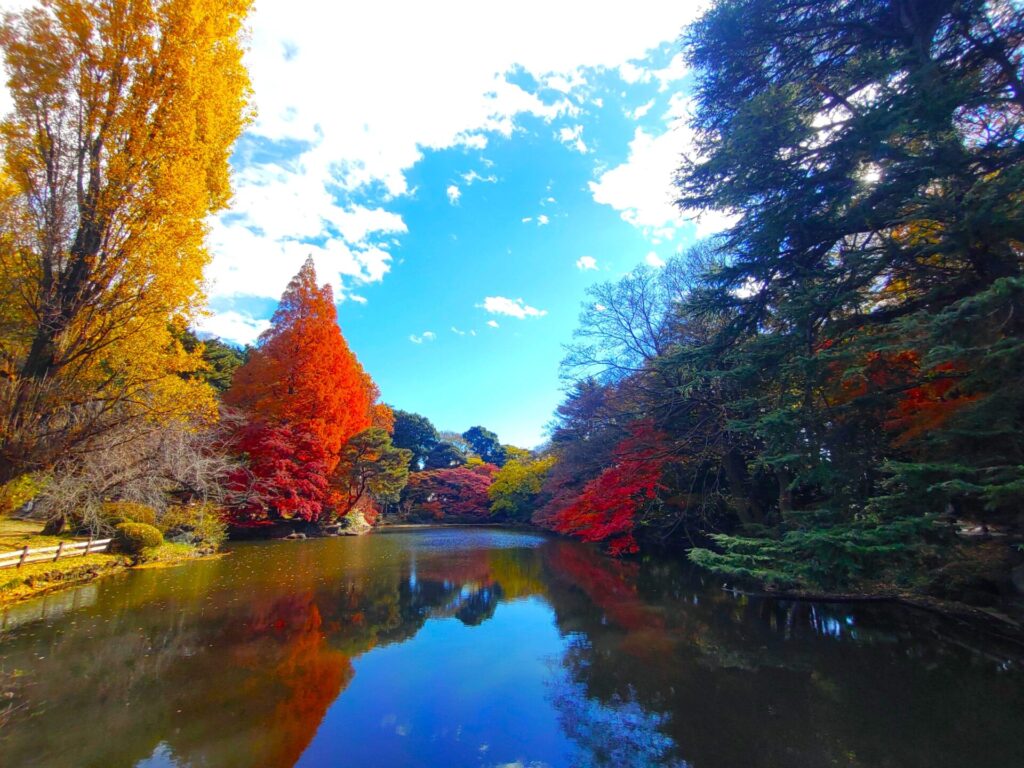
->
0;538;113;570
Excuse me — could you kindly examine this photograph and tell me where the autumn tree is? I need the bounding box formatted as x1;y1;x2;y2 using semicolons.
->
0;0;253;482
403;464;497;521
332;427;411;517
225;257;379;469
224;258;385;523
488;452;555;522
226;422;330;524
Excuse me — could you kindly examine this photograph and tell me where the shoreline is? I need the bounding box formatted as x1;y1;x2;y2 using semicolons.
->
4;523;1021;645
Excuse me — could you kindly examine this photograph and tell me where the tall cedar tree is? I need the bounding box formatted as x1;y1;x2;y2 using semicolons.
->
226;257;377;470
676;0;1024;587
225;258;382;522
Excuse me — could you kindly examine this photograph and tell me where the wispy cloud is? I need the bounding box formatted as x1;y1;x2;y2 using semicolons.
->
461;170;497;185
487;320;500;328
557;124;589;153
645;251;666;268
477;296;548;319
576;255;598;271
409;331;437;344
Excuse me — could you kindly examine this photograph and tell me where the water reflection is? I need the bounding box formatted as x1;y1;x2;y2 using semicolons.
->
0;528;1021;768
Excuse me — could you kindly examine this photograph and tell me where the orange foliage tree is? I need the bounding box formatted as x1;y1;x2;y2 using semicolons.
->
225;258;384;522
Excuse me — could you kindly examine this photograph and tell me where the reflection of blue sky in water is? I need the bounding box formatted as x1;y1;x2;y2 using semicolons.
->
298;597;580;768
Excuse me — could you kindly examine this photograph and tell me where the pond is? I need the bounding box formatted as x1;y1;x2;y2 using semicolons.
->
0;527;1022;768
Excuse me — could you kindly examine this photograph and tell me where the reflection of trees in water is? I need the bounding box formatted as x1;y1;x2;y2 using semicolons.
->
539;542;1024;768
547;638;687;768
2;538;1023;768
0;544;551;767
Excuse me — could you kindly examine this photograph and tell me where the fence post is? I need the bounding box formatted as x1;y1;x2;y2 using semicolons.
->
18;545;29;567
54;541;65;562
84;536;93;556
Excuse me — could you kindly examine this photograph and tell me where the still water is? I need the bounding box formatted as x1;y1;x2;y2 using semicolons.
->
1;528;1022;768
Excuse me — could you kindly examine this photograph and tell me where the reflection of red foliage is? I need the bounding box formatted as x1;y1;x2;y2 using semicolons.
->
226;421;330;523
404;465;497;520
550;423;670;554
545;542;668;658
241;593;354;767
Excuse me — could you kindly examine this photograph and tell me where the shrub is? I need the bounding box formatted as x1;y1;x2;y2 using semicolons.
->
0;473;49;516
160;503;227;553
113;522;164;555
102;500;158;527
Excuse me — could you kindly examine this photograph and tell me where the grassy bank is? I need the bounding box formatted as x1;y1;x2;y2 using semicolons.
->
0;519;206;606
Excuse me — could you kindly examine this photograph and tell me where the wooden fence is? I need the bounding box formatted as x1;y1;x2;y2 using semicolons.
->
0;538;113;570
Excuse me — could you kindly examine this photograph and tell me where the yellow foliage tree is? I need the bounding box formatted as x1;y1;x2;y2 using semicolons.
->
0;0;253;481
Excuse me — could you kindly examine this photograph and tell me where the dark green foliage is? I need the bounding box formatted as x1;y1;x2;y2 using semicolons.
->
462;426;506;466
672;0;1024;591
113;522;164;555
179;329;245;393
425;441;467;470
391;409;440;471
334;427;412;512
539;0;1024;599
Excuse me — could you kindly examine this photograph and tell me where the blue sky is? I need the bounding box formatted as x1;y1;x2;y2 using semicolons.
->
196;1;729;448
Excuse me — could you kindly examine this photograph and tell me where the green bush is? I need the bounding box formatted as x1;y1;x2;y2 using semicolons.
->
160;503;227;553
113;522;164;555
102;500;158;527
0;473;49;516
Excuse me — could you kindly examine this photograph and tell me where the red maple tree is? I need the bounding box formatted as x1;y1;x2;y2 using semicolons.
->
226;422;330;523
549;422;671;555
224;258;384;523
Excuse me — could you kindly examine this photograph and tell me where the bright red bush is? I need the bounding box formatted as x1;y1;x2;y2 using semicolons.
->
226;421;330;523
549;422;670;555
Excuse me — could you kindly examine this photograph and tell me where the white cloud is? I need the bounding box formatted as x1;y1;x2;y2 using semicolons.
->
349;294;368;304
645;251;666;268
627;98;656;120
619;50;691;91
576;255;598;270
652;52;689;91
558;124;589;153
589;125;687;232
451;326;466;336
446;184;462;205
195;311;270;346
461;170;497;185
478;296;547;319
521;217;533;223
594;302;607;312
536;214;550;226
202;2;701;306
409;331;437;344
487;320;500;328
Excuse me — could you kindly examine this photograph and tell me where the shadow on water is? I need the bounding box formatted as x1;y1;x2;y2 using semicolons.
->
0;527;1022;767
